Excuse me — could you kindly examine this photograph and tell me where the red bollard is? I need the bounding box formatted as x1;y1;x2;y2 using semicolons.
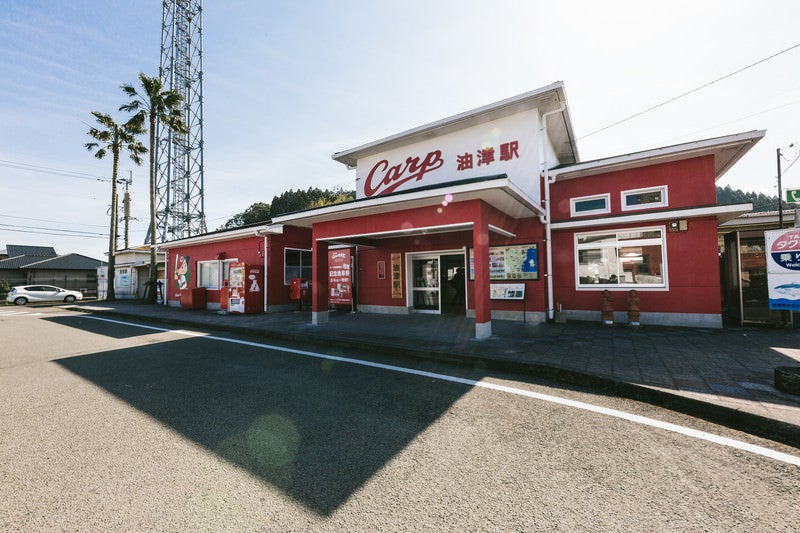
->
601;290;614;325
627;290;640;326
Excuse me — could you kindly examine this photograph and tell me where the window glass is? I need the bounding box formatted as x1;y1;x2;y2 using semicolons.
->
575;198;606;212
285;249;312;284
621;186;667;211
198;261;219;289
571;194;610;217
576;228;665;288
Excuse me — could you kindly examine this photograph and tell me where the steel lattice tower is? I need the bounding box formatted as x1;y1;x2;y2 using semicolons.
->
155;0;206;242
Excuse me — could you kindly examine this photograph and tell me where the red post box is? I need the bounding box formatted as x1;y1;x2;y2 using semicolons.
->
290;277;303;301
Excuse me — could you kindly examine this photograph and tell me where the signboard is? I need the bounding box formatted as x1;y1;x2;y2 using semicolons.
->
786;188;800;204
490;283;525;300
356;109;540;203
765;229;800;311
469;244;538;281
328;249;352;305
391;253;403;299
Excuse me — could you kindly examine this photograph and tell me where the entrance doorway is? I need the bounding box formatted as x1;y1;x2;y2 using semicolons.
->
409;252;465;314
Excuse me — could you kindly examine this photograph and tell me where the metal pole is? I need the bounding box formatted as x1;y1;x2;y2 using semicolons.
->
777;147;783;228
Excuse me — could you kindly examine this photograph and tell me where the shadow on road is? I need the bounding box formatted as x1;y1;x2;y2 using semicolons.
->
55;333;471;515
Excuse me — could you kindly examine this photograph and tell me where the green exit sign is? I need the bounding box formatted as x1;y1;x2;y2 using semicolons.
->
786;188;800;203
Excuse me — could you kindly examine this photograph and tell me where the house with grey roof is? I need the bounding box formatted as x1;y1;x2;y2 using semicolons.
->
0;244;105;298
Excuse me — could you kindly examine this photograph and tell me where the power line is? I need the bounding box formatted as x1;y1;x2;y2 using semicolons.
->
580;41;800;140
0;213;108;228
0;159;112;182
0;227;107;239
0;222;106;237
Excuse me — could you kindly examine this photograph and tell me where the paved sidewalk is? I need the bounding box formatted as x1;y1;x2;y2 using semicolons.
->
70;301;800;447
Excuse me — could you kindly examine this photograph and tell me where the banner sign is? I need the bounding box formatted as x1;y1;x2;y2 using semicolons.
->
328;249;352;305
765;229;800;311
356;109;540;203
391;253;403;299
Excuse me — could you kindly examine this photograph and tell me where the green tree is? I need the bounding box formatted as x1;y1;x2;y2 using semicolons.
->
716;185;778;212
222;188;355;229
120;73;187;303
85;111;146;301
222;202;272;229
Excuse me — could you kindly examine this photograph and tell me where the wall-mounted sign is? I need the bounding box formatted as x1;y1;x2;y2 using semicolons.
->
391;253;403;299
490;283;525;300
356;109;540;203
786;188;800;203
765;228;800;311
469;244;538;281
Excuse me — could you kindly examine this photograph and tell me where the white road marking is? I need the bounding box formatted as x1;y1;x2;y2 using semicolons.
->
85;315;800;467
0;311;30;316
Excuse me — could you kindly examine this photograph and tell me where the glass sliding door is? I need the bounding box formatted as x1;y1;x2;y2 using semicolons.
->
411;257;440;312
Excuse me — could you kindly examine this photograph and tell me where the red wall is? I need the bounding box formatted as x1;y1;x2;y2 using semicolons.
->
164;226;311;308
551;217;721;315
320;200;547;313
267;226;312;306
166;235;264;305
550;155;717;221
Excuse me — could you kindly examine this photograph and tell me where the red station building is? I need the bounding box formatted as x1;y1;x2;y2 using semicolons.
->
159;82;763;338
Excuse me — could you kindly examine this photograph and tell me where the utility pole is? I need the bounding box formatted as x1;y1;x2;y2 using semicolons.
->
120;171;135;250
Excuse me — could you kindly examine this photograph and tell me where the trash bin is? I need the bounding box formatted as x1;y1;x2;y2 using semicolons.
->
180;287;207;310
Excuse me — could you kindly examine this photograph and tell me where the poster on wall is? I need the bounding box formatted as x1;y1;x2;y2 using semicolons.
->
469;244;538;281
391;253;403;299
174;254;190;292
328;249;352;305
765;229;800;311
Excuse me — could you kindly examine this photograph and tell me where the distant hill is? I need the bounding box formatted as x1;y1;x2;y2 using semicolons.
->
716;185;779;212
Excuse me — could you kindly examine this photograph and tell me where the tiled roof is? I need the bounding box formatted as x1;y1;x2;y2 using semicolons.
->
5;245;57;258
23;253;105;270
0;255;35;269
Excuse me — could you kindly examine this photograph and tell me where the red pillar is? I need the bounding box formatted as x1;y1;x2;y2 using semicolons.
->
312;237;329;325
472;203;491;339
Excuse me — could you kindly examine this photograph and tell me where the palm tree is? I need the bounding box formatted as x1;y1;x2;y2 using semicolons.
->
120;73;187;303
85;111;146;301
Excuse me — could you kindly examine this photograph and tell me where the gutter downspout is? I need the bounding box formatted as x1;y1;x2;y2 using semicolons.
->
256;224;284;311
538;101;566;321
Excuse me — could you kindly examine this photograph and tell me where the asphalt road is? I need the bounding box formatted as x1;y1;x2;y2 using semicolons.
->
1;305;799;531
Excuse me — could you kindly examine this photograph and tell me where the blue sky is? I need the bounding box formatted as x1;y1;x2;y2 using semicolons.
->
1;0;799;260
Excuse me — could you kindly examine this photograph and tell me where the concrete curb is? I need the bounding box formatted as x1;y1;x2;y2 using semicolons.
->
73;307;800;450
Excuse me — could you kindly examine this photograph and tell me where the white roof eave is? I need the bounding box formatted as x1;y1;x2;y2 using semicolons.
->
550;130;765;181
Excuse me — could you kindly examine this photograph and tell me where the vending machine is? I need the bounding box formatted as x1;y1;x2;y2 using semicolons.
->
228;262;263;314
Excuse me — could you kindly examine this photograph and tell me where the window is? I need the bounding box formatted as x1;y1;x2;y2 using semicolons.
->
570;193;610;217
284;248;312;284
575;227;666;289
621;186;668;211
197;260;220;289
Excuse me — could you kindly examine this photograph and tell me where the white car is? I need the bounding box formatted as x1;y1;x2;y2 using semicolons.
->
6;285;83;305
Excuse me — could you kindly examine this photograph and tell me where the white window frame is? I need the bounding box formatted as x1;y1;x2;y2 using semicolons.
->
570;193;611;217
197;260;220;289
284;248;312;285
574;226;668;290
621;185;668;212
